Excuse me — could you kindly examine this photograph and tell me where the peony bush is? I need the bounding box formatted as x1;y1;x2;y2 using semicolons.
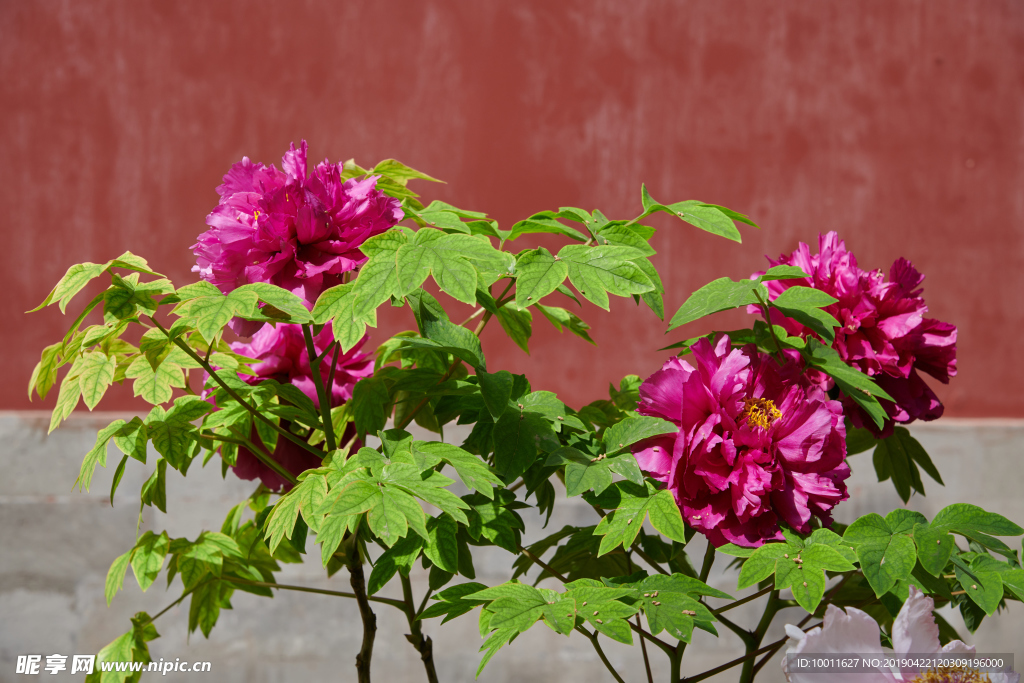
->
30;143;1020;682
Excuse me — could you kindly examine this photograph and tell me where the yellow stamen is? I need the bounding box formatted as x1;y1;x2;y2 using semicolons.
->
911;666;991;683
254;210;261;220
741;397;781;430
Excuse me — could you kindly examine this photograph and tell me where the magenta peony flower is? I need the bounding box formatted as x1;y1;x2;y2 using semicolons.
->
782;586;1019;683
754;232;957;436
632;336;850;548
221;323;373;492
192;141;404;314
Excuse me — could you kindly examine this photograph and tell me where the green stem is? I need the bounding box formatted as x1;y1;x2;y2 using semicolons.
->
224;576;406;610
302;324;337;452
576;626;627;683
699;543;715;583
637;614;654;683
712;586;774;615
137;579;213;629
752;289;785;363
400;574;439;683
738;590;779;683
150;316;326;463
670;645;683;683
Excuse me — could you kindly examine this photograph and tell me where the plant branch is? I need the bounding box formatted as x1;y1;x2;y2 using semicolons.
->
150;316;326;463
752;289;785;363
302;324;337;452
738;590;779;683
749;573;857;678
712;586;774;615
224;576;406;610
680;620;821;683
401;574;439;683
699;543;715;583
347;536;377;683
137;579;212;629
575;626;627;683
636;614;654;683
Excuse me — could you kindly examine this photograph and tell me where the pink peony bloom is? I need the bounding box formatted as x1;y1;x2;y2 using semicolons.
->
192;141;404;324
782;586;1018;683
220;323;373;492
631;336;849;548
754;233;957;436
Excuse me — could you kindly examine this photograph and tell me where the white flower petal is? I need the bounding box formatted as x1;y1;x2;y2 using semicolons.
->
892;586;941;655
782;605;897;683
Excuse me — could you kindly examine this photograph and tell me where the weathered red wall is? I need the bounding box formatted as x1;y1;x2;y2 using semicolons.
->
3;1;1023;415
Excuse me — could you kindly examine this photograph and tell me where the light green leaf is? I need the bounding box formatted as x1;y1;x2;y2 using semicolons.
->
558;245;654;310
514;248;569;308
668;277;765;331
844;513;918;596
105;550;132;605
603;415;678;455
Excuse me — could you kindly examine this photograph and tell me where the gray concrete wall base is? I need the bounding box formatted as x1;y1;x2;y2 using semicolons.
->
2;413;1021;682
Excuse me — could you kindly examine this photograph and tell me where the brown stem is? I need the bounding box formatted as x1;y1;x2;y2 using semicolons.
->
347;538;377;683
401;574;439;683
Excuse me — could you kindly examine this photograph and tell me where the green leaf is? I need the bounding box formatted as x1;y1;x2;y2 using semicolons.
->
176;289;259;343
77;351;117;410
311;283;368;353
955;556;1004;615
140;459;167;513
508;213;589;242
492;411;559;483
759;265;811;281
478;370;514;420
105;549;132;605
668;277;766;331
401;310;487;370
368;534;424;595
558;245;653;310
424;514;460;574
771;286;840;342
932;503;1024;537
496;302;532;354
76;420;127;492
372;159;442;184
351;377;391;437
49;369;83;433
535;304;595;345
31;261;109;313
235;282;313;323
131;532;169;592
647;490;688;544
591;482;686;554
844;513;918;597
914;523;955;577
412;441;502;497
603;415;678;455
514;248;569;308
125;356;185;405
641;187;747;242
28;342;63;401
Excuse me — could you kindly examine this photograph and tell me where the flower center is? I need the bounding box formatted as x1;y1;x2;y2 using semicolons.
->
740;397;781;430
910;667;991;683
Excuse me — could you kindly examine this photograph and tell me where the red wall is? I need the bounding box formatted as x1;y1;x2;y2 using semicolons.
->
4;1;1023;415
